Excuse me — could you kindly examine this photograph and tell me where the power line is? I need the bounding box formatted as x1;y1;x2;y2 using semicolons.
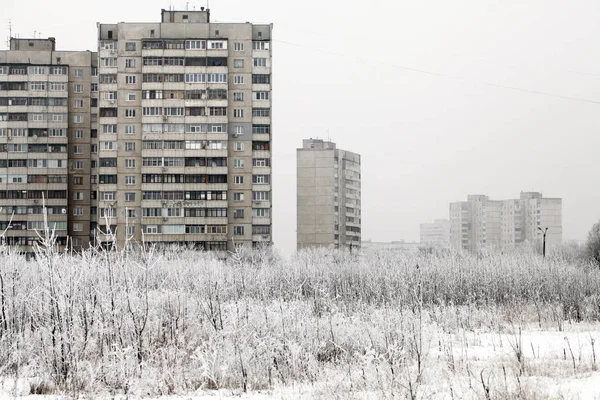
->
272;38;600;106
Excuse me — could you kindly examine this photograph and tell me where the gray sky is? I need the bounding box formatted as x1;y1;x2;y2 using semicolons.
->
3;0;600;254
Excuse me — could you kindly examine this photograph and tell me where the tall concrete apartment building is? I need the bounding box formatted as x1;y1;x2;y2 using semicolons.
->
420;219;450;247
0;38;97;255
297;139;361;249
0;8;272;255
95;9;272;251
449;192;562;252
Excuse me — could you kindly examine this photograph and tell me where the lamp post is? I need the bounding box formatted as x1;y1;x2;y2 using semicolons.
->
538;227;548;258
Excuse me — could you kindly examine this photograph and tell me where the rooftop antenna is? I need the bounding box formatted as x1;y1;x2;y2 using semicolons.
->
6;19;11;49
327;129;331;142
186;2;189;10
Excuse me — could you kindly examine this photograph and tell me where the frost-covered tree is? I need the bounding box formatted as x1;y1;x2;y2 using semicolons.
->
586;221;600;265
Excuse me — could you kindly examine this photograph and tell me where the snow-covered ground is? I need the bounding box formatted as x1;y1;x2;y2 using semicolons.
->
3;323;600;399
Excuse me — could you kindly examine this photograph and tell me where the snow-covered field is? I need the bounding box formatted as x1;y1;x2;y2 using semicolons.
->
1;244;599;398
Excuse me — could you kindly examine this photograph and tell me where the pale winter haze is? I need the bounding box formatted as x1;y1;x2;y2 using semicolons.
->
3;0;599;253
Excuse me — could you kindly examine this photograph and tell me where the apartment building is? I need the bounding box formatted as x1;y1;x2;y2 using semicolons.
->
449;192;562;252
420;219;450;247
297;139;361;249
96;9;273;251
0;38;97;256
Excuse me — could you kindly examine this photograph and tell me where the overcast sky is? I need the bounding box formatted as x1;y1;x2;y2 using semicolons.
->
2;0;599;254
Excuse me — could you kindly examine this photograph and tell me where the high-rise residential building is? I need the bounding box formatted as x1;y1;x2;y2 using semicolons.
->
0;8;272;257
0;38;98;256
96;9;273;251
449;192;562;252
420;219;450;247
297;139;361;250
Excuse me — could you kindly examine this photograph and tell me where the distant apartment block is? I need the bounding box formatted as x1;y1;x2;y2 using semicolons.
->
361;239;420;254
297;139;361;249
449;192;562;252
420;219;449;247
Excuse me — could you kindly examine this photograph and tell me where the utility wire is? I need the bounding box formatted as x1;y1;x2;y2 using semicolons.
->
273;38;600;105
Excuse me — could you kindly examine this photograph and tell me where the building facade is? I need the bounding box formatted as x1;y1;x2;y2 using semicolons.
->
449;192;562;252
420;219;450;247
96;9;272;251
297;139;361;249
0;9;272;255
0;38;97;255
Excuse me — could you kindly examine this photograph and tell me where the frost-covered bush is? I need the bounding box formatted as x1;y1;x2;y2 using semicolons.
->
0;242;599;396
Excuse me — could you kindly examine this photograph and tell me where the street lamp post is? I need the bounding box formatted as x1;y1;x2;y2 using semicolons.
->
538;227;548;258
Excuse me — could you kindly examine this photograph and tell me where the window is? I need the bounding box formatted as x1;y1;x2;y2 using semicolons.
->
127;209;137;218
102;125;117;134
72;161;83;170
185;40;206;49
126;42;136;51
234;92;244;101
91;83;98;92
125;75;136;84
125;142;136;151
49;66;65;75
73;68;84;77
233;159;245;168
73;130;84;138
101;58;117;67
234;59;244;68
125;109;136;118
91;144;98;153
127;92;136;101
125;59;136;68
73;99;84;108
233;226;244;235
234;193;244;202
73;145;83;154
252;41;270;51
252;175;270;184
253;125;270;134
233;109;244;118
73;223;83;232
252;108;270;117
74;115;84;124
101;191;116;201
73;207;83;216
126;226;136;235
252;191;270;201
234;75;244;84
209;40;226;49
234;42;244;51
253;58;267;67
252;74;270;84
125;192;136;202
235;126;244;136
126;159;135;168
144;225;159;234
100;208;116;218
253;91;269;100
101;141;117;151
73;192;83;201
252;208;270;217
234;142;244;151
125;176;136;185
30;82;47;91
234;176;244;184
